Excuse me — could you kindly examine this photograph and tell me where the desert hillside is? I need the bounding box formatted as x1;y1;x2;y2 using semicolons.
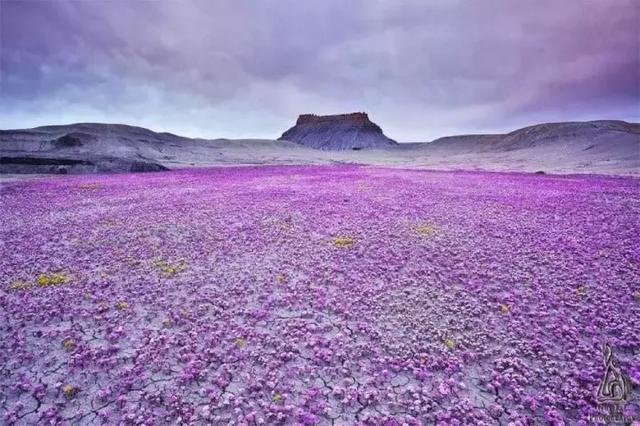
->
0;120;638;175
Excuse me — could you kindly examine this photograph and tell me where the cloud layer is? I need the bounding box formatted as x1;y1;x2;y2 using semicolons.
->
1;0;638;141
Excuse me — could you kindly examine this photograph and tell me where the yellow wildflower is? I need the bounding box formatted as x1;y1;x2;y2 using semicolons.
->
62;384;77;398
36;273;67;287
62;338;75;351
155;259;188;277
415;225;438;236
9;280;31;291
333;237;354;248
115;301;129;311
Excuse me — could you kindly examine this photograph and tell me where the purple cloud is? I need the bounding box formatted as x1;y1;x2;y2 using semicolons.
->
1;0;638;140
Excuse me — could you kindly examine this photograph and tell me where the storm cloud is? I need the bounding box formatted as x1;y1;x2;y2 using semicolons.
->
1;0;638;140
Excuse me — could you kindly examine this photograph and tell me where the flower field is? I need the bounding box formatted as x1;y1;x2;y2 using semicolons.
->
1;165;638;425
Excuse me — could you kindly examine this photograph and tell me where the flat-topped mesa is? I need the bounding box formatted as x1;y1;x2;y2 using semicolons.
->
296;112;373;126
280;112;397;150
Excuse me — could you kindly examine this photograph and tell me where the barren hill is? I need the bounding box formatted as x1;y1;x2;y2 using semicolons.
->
278;112;398;150
0;120;638;176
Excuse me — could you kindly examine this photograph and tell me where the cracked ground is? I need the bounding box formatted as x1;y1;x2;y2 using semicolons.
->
1;165;639;425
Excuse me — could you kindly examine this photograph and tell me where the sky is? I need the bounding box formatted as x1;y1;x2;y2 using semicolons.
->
1;0;638;142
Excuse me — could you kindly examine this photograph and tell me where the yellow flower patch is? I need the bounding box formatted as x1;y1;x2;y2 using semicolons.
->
9;280;31;291
62;338;75;351
115;301;129;311
332;237;354;248
62;384;77;398
154;258;189;277
36;272;68;287
414;224;438;236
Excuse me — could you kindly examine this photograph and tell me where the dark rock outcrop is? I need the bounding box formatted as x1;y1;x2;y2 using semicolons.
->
0;155;168;174
279;112;397;150
52;132;95;148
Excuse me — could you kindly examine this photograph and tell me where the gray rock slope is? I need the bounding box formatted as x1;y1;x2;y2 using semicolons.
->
0;124;176;174
279;113;397;150
418;120;640;153
0;120;638;175
0;123;308;174
393;120;640;174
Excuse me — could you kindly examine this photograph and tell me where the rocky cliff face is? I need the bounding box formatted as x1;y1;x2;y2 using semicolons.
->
279;112;397;150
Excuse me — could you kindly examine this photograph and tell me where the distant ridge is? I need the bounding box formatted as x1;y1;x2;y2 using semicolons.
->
279;112;398;150
0;120;638;175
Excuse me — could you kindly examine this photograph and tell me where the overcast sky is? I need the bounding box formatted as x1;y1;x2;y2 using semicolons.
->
1;0;638;141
